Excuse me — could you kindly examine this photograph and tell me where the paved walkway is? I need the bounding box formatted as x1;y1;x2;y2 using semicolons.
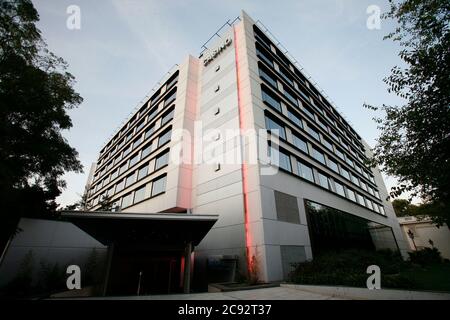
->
85;286;343;300
59;284;450;300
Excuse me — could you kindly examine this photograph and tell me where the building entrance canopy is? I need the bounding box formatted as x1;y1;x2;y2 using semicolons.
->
60;211;218;246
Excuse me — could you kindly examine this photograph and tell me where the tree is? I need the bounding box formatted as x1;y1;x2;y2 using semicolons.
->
364;0;450;226
392;199;417;217
0;1;83;256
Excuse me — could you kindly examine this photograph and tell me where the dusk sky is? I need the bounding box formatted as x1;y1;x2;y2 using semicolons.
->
31;0;407;207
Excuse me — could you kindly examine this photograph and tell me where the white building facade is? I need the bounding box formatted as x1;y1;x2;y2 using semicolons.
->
85;11;408;286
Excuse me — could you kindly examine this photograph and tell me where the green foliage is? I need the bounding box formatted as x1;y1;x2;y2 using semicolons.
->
392;199;418;217
408;247;443;266
289;249;411;288
0;0;83;251
364;0;450;227
3;250;34;297
289;248;449;291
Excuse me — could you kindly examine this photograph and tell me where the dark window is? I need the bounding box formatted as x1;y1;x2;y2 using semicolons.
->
259;67;278;89
265;116;286;140
297;161;314;182
145;126;155;140
256;47;273;67
293;134;308;153
284;88;298;106
137;164;149;180
121;193;133;209
274;191;300;224
141;143;152;159
134;185;146;204
155;150;170;170
158;129;171;147
151;175;167;196
308;126;320;141
161;109;174;126
302;105;315;120
125;172;136;188
334;181;345;197
129;153;139;168
317;172;330;190
261;87;281;111
328;157;339;172
288;109;303;128
312;147;325;164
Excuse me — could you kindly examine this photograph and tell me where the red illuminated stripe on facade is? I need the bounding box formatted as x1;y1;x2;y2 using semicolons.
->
233;25;252;275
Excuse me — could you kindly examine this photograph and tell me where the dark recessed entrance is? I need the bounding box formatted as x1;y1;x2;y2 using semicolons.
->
60;211;218;296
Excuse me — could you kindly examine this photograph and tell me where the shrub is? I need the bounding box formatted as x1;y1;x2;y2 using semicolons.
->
289;249;415;289
408;247;443;266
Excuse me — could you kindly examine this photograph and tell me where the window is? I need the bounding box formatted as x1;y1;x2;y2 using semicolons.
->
125;172;136;188
110;169;118;181
297;161;314;182
134;185;146;204
373;203;380;213
133;136;142;149
116;179;125;192
334;181;345;197
155;150;170;170
284;88;298;106
278;149;292;172
136;120;145;133
312;147;325;164
317;118;328;131
379;206;386;215
161;109;174;126
256;47;273;67
129;153;139;168
141;143;152;159
351;173;359;185
360;181;368;191
302;106;315;120
151;175;167;196
119;162;128;175
261;88;281;111
158;129;171;147
365;199;373;210
259;68;278;89
335;148;345;160
374;190;380;199
164;90;177;107
323;138;333;151
123;146;131;157
328;157;339;172
369;175;375;184
341;167;350;180
148;107;158;121
329;129;339;141
137;164;149;180
317;172;330;190
308;126;320;141
346;157;354;168
292;135;308;153
107;186;115;197
347;188;356;202
114;154;122;165
265;116;286;139
278;67;294;86
126;132;133;142
288;109;303;128
121;193;133;209
356;193;365;205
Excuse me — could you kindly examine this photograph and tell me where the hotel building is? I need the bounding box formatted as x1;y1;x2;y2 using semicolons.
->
81;11;408;294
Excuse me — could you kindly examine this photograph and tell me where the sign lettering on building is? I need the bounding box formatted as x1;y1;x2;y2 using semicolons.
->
202;36;233;66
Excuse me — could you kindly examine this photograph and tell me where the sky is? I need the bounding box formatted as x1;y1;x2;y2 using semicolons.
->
31;0;408;207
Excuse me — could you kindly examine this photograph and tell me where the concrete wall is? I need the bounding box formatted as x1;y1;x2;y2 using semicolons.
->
0;218;106;288
399;216;450;260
